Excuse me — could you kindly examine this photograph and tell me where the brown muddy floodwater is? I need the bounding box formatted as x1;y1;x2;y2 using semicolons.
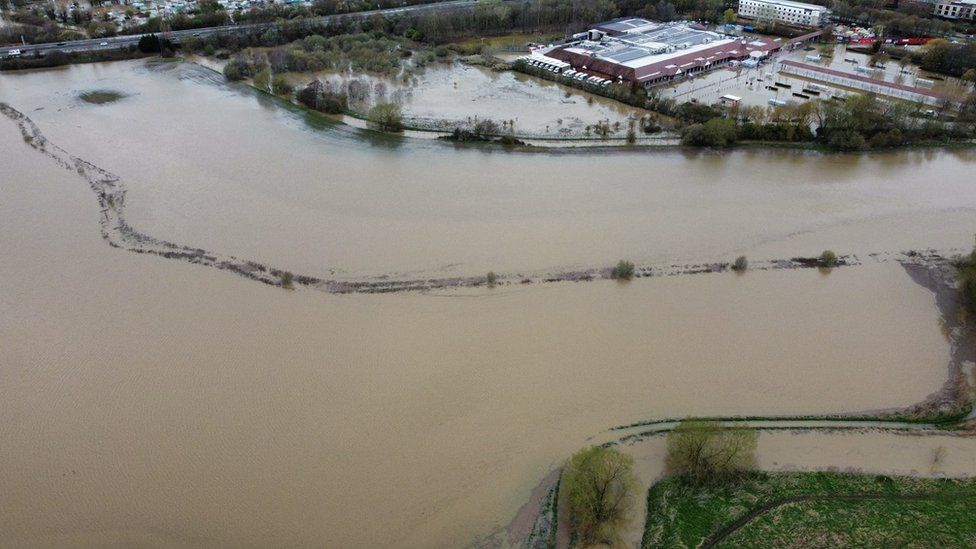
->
0;60;974;548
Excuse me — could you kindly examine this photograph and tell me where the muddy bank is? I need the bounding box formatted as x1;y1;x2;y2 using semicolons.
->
899;257;976;421
0;103;297;289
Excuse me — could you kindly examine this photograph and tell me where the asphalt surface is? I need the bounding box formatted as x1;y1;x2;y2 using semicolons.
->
2;0;475;57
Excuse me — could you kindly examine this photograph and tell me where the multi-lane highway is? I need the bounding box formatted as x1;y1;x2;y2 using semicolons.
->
3;0;476;56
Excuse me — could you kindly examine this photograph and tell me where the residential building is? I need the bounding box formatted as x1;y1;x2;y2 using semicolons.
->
737;0;829;27
933;0;976;20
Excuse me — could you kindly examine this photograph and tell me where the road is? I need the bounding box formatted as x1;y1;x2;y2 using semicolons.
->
3;0;476;56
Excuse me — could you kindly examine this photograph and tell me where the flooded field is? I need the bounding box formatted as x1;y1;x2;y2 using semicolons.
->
1;59;975;548
299;61;642;136
3;61;976;281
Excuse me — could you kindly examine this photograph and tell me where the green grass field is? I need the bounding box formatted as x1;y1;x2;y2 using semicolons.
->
642;472;976;549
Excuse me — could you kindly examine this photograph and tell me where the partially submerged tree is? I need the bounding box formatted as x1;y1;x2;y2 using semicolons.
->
611;260;635;280
666;420;757;485
271;74;293;96
367;102;404;132
819;249;839;267
681;118;737;147
732;255;748;272
563;446;638;546
253;67;271;93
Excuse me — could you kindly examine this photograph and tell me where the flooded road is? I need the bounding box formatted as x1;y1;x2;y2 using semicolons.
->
0;60;974;548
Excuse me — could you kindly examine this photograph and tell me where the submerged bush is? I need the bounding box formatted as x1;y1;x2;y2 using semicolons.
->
297;80;347;114
732;255;748;272
611;260;635;280
279;270;294;289
271;75;293;96
819;250;839;267
367;102;404;132
681;118;737;147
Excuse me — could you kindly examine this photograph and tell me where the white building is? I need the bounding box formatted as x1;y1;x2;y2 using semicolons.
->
738;0;828;26
933;0;976;20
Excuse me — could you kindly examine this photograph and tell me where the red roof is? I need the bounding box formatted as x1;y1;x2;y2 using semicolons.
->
547;39;782;83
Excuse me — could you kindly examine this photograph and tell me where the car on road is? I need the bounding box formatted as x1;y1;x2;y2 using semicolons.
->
6;48;22;57
57;42;66;46
192;32;201;36
99;41;108;46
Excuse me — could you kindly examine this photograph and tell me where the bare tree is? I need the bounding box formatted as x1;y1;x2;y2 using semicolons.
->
666;420;757;485
564;446;638;546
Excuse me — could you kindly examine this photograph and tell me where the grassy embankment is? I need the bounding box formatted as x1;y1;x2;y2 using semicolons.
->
643;472;976;548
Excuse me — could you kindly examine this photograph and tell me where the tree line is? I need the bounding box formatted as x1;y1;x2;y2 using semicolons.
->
680;92;976;150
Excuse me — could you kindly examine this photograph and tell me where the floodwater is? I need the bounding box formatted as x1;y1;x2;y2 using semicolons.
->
0;60;973;548
3;61;976;281
285;60;642;136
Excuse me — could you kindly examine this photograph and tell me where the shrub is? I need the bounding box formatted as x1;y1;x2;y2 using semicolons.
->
732;255;748;272
271;74;293;96
826;128;867;151
681;118;737;147
486;271;497;286
666;420;757;485
279;270;294;289
137;33;160;53
367;102;404;132
611;260;635;280
253;67;271;92
223;56;258;81
563;446;638;546
296;80;347;114
819;250;838;267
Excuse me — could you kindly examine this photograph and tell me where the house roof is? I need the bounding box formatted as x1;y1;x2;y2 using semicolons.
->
548;39;782;82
